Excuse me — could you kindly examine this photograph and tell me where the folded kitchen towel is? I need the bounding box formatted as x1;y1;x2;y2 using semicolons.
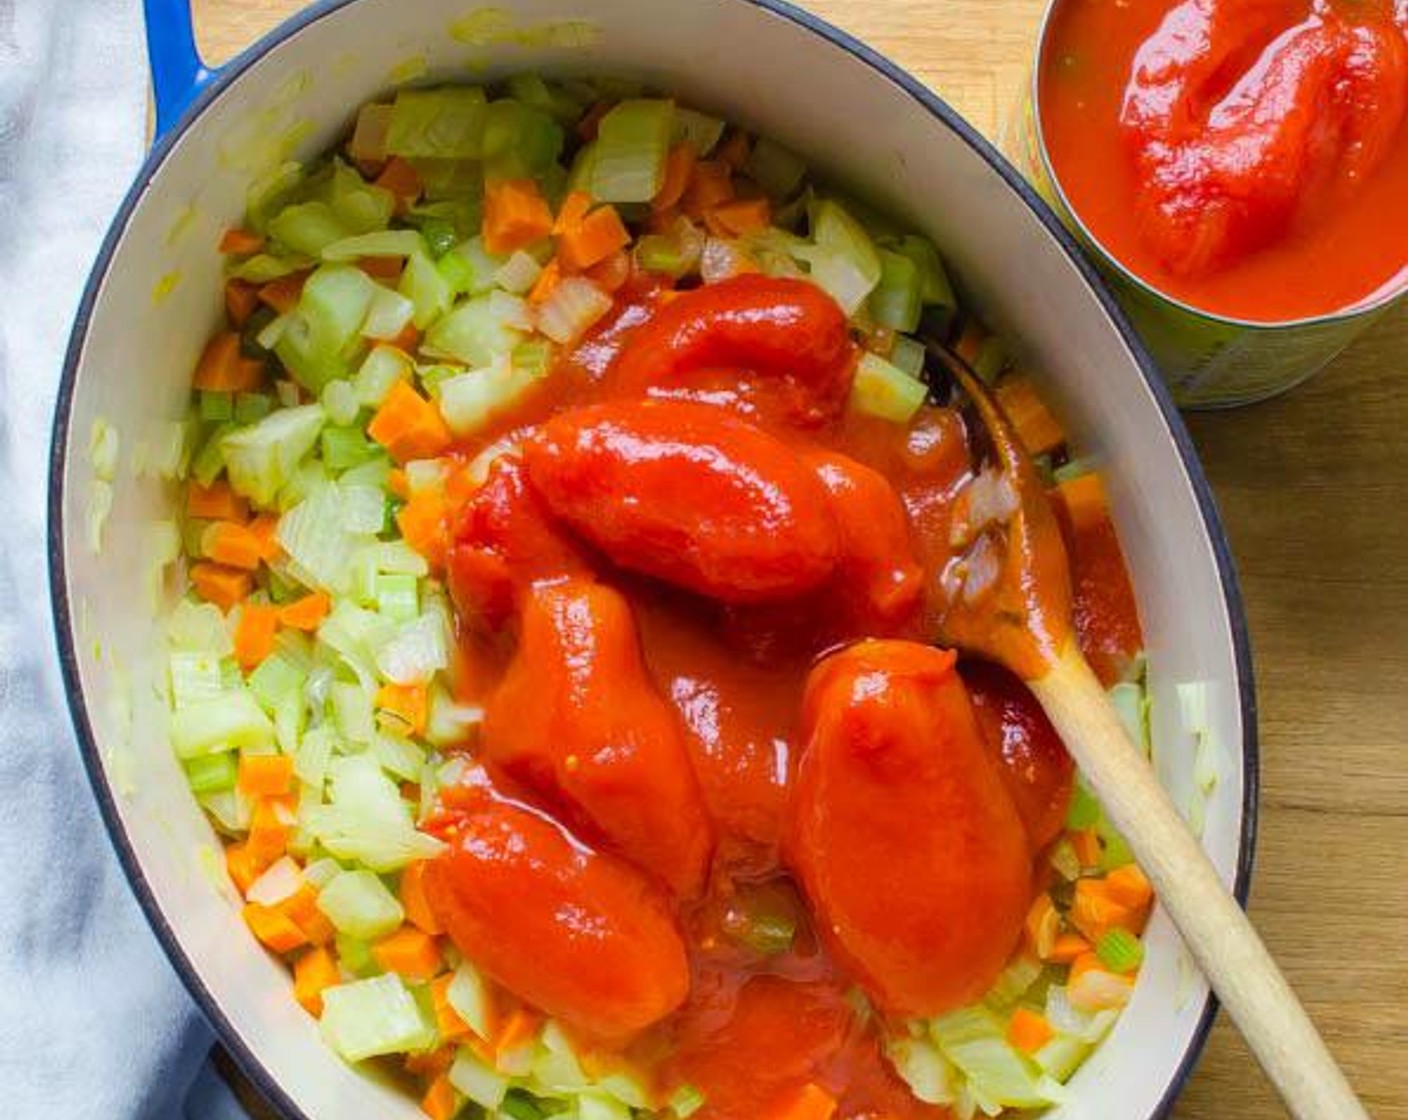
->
0;0;248;1115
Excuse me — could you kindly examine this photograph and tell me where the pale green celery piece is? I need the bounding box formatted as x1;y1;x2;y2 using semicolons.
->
275;690;305;757
190;422;236;487
341;484;389;535
536;277;612;345
507;73;587;125
425;682;484;748
930;1007;1065;1111
184;752;238;795
335;931;378;977
320;973;435;1062
532;1043;590;1096
276;480;374;593
373;733;426;784
634;232;698;278
170;691;274;759
671;107;725;155
494;249;543;295
338;456;392;493
166;599;234;655
1096;929;1145;973
322;229;426;263
276;265;378;391
984;954;1044;1008
885;1036;956;1105
227;253;313;284
319;598;396;686
425;296;524;366
376;573;419;622
220;403;325;507
565;140;599;197
386;87;488;158
269;201;353;257
321;379;360;428
743;137;807;199
871;249;924;334
331;681;376;744
446;960;493;1039
354;346;413;408
449;1046;509;1110
277;458;332;513
293;726;334;791
577;1094;630;1120
482;98;564;174
375;613;449;686
246;160;305;232
437;359;538;438
668;1084;707;1119
894;233;957;309
802;199;883;316
446;236;506;299
1032;1034;1091;1082
849;351;927;424
198;788;252;834
361;287;416;343
399;249;454;330
246;652;307;715
303;856;342;889
306;753;443;871
316;867;404;939
329;159;395;233
890;335;927;378
591;99;674;203
169;651;225;710
596;1071;651;1110
235;393;273;424
408;158;483;203
321;426;378;474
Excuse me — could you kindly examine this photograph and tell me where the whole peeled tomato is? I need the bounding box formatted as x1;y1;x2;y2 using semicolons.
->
786;640;1032;1017
482;578;715;898
424;799;691;1042
524;400;840;603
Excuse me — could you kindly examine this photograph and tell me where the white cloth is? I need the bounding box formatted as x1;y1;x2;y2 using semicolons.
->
0;0;247;1115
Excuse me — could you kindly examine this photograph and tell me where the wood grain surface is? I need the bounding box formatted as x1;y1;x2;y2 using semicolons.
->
187;2;1408;1116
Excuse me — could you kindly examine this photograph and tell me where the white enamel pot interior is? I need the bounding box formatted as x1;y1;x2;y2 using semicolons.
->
50;1;1257;1117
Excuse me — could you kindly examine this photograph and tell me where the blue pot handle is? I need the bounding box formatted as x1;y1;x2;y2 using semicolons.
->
144;0;218;140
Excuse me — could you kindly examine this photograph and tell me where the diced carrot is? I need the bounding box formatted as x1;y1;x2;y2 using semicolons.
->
397;486;449;571
387;468;411;501
219;228;266;255
280;883;336;947
389;321;421;353
576;99;613;142
1103;864;1155;911
527;258;562;305
372;926;443;981
483;178;554;255
1047;932;1093;964
375;682;429;737
767;1082;837;1120
1007;1008;1056;1054
237;754;294;798
1070;878;1138;944
1051;472;1110;536
995;374;1065;458
406;1044;458;1079
225;279;261;328
257;271;310;315
193;332;264;392
368;381;454;464
556;204;630;272
278;591;331;632
242;902;307;954
247;513;280;561
420;1073;459;1120
247;798;290;866
400;861;444;935
1024;893;1060;960
953;318;988;366
553;191;594;236
358;256;405;282
585;249;631;294
716;129;751;170
493;1007;541;1061
1069;827;1102;869
706;197;772;237
233;603;279;670
652;143;697;212
202;521;266;572
293;946;341;1016
189;562;252;612
375;157;423;210
430;974;471;1040
187;480;249;523
682;160;735;218
225;842;261;896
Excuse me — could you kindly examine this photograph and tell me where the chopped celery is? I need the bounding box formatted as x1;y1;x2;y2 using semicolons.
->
672;107;725;155
984;954;1044;1008
376;573;419;622
373;732;426;784
354;346;412;408
306;754;443;871
499;1092;547;1120
890;335;927;377
894;234;957;309
1065;779;1100;829
269;201;352;256
1096;928;1145;974
199;391;234;423
482;98;564;177
375;613;448;686
443;236;505;298
578;1095;631;1120
228;253;312;284
321;229;425;262
234;392;273;424
190;422;235;487
338;456;392;493
321;379;360;428
438;359;541;437
566;140;599;198
744;137;807;198
871;249;923;333
169;651;225;709
931;1007;1066;1112
424;295;525;366
331;681;375;744
219;403;325;507
446;960;493;1039
341;484;389;535
329;159;395;233
596;1072;651;1110
246;652;307;714
506;73;586;125
425;683;483;748
449;1046;509;1110
198;788;252;834
536;277;613;344
167;600;234;654
400;249;454;330
885;1036;956;1105
849;351;927;423
418;218;458;260
183;752;237;794
316;868;404;939
321;973;436;1062
494;249;542;295
246;160;305;232
276;480;370;592
170;691;274;759
591;99;674;203
973;335;1011;384
1032;1034;1091;1082
276;265;378;391
802;199;883;316
386;87;488;158
321;426;379;472
293;726;333;791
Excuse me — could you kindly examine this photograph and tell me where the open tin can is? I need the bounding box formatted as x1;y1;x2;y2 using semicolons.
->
1006;0;1407;409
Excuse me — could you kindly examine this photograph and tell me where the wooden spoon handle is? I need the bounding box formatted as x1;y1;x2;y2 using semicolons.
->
1029;645;1367;1120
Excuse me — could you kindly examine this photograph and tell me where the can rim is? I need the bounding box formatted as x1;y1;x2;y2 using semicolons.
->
1026;0;1408;333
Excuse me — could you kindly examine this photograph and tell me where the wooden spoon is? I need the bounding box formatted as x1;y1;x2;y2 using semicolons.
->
929;347;1368;1120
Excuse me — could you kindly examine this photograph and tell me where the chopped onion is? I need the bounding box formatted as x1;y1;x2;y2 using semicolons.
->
535;277;612;344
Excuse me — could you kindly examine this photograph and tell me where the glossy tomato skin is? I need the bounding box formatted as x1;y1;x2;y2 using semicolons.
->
961;660;1074;851
524;400;840;604
425;799;690;1041
482;578;715;898
608;274;857;421
805;450;924;627
786;641;1031;1017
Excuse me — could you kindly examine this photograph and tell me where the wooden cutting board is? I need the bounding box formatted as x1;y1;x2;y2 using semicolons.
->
188;2;1408;1117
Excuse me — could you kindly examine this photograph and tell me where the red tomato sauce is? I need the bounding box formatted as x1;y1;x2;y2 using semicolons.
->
1039;0;1408;322
422;276;1144;1118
